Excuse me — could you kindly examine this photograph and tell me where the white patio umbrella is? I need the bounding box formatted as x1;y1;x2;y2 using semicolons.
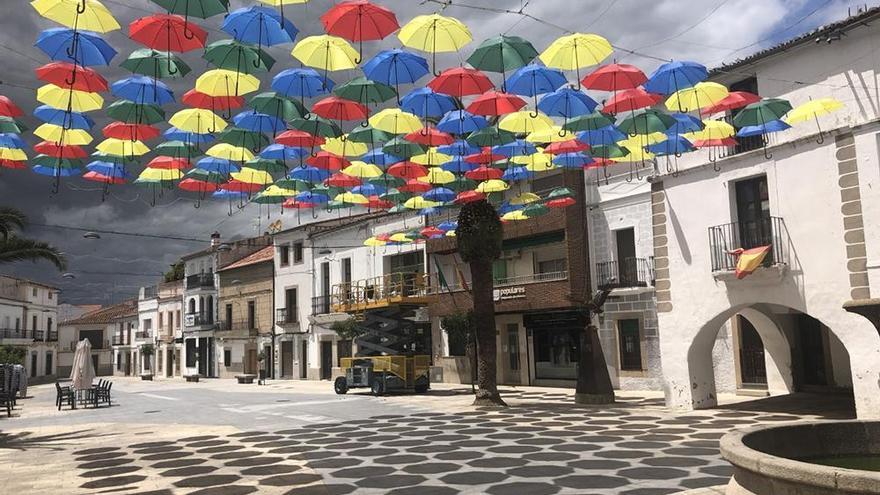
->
70;339;96;391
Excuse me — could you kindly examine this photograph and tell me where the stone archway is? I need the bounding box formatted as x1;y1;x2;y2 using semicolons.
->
737;307;794;397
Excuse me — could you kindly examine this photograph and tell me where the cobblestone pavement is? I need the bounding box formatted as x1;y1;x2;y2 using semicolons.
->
0;378;855;494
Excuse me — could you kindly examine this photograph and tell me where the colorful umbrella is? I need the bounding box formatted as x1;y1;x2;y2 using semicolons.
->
196;69;261;97
37;85;104;112
437;110;488;135
783;98;844;143
644;60;708;95
36;62;109;92
603;87;662;114
204;39;275;74
467;35;538;79
539;33;612;87
292;35;359;72
702;91;760;116
222;6;298;47
31;0;121;33
321;0;399;62
733;98;793;128
36;28;117;66
130;14;208;52
665;82;729;114
581;63;647;91
400;88;457;119
362;49;430;89
398;14;472;73
429;67;493;97
466;91;526;117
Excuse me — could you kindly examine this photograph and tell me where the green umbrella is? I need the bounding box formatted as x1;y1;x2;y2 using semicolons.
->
334;76;397;105
155;140;202;159
310;183;343;197
216;127;271;151
150;0;229;18
563;111;615;132
121;49;191;79
467;126;516;147
379;187;408;201
90;152;138;166
467;35;538;74
733;98;793;128
204;39;275;74
0;117;28;134
107;100;165;125
382;136;426;159
547;187;574;199
348;126;394;144
326;200;350;211
274;178;312;191
618;109;677;135
591;143;629;159
289;116;343;138
249;92;305;122
32;155;81;168
447;176;477;192
184;168;225;183
523;203;549;218
245;157;287;175
387;204;408;214
369;175;405;188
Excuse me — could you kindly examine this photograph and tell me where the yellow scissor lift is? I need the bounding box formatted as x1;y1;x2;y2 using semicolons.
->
331;272;436;396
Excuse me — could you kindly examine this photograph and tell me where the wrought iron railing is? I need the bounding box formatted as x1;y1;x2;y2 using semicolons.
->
185;312;214;327
596;258;655;289
275;308;298;325
0;328;37;340
717;114;765;159
332;272;434;312
112;335;128;346
135;331;151;340
186;273;215;289
495;271;569;287
218;320;258;333
312;295;332;315
46;331;58;342
708;216;787;272
32;330;44;341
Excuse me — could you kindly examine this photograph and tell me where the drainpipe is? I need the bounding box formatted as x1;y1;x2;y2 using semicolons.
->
270;238;277;381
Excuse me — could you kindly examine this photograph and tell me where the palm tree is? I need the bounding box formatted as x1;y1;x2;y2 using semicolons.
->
456;199;506;407
0;207;66;271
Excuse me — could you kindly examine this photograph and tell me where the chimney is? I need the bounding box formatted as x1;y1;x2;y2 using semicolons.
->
210;231;221;248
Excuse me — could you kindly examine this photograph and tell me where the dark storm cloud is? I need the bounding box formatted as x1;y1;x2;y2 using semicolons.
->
0;0;853;303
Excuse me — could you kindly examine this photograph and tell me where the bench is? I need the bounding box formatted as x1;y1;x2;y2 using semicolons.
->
184;375;201;383
236;374;256;384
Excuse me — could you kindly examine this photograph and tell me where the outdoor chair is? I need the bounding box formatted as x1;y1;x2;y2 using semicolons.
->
95;381;112;407
55;381;75;411
0;382;11;417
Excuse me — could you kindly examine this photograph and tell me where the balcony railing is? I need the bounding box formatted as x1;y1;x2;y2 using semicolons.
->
185;312;214;327
47;331;57;342
32;330;44;341
112;335;128;346
275;308;298;325
0;328;39;340
495;271;569;287
312;295;331;315
708;216;787;273
218;320;258;334
717;114;765;159
596;258;655;289
142;285;158;299
186;273;215;290
332;272;436;313
135;331;151;340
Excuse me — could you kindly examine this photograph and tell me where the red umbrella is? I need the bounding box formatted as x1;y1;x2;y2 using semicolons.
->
545;139;589;155
702;91;761;116
399;177;432;193
311;96;369;121
589;157;616;169
326;172;362;187
321;1;399;61
36;62;109;93
283;199;316;209
223;180;265;193
405;126;453;146
455;190;486;204
546;197;576;208
0;96;23;118
465;148;505;164
130;14;208;52
581;64;647;92
102;122;161;141
465;166;503;180
178;178;220;193
387;161;429;179
0;159;26;170
366;195;394;209
83;171;126;185
306;151;350;171
34;141;87;159
693;137;737;148
429;67;494;97
147;156;191;169
420;225;445;237
467;91;526;116
276;129;325;148
182;90;244;111
602;87;662;114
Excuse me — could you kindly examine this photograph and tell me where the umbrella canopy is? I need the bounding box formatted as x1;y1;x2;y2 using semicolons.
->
196;69;261;97
121;49;191;79
400;87;457;118
32;0;121;33
130;14;208;52
292;35;359;71
222;6;298;46
0;97;24;118
272;68;333;97
539;33;612;75
169;108;227;134
581;63;647;91
37;85;104;112
334;77;397;105
466;91;526;116
34;105;95;130
36;62;109;93
362;49;429;86
428;67;493;97
398;13;472;53
152;0;230;18
321;0;399;59
69;339;96;390
736;119;791;137
602;87;662;114
111;76;175;106
538;87;598;118
437;110;488;135
665;82;729;113
784;98;844;124
369;108;422;133
467;35;538;74
182;90;243;110
702;91;761;115
733;98;793;127
312;96;369;121
505;64;568;97
204;39;275;74
36;28;118;66
644;60;708;95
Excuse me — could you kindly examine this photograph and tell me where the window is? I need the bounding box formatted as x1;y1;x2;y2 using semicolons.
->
143;319;152;332
46;351;53;375
14;318;20;331
176;310;181;329
116;353;122;371
32;315;38;332
507;324;519;371
342;258;352;284
247;301;256;329
618;319;643;371
48;291;53;300
492;260;508;283
224;348;231;366
537;258;567;274
729;77;763;154
293;242;304;264
47;318;52;333
225;304;233;329
280;244;290;266
31;353;37;378
284;288;298;323
188;298;196;314
33;288;37;297
80;329;104;349
387;251;422;274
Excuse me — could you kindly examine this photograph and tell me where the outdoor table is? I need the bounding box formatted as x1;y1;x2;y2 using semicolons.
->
75;387;97;408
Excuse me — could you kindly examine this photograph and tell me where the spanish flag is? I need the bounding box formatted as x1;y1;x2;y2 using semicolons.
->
730;245;771;279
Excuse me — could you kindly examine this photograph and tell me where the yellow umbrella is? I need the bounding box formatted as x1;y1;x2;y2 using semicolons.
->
612;147;654;163
0;148;28;161
520;152;556;172
499;111;555;134
96;138;150;157
684;120;735;141
476;179;509;193
422;168;455;184
398;14;472;53
502;210;529;221
403;196;440;209
206;143;255;162
37;85;104;113
784;98;844;124
169;108;228;134
138;168;182;181
527;125;574;143
231;167;274;185
389;232;413;243
322;136;368;157
411;148;451;165
335;191;369;204
342;161;383;178
292;35;359;71
260;184;297;197
364;236;387;247
31;0;120;33
666;82;729;113
196;69;261;97
618;132;667;149
34;124;93;146
368;108;423;133
540;33;612;70
510;192;541;205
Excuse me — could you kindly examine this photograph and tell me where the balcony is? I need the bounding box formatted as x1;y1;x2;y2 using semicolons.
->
0;328;40;341
112;335;128;346
275;308;299;326
218;320;259;335
186;273;215;290
142;285;159;299
185;312;215;328
312;295;332;316
332;272;436;313
135;331;152;340
47;331;57;342
596;259;655;290
495;271;568;287
708;217;788;273
32;330;44;341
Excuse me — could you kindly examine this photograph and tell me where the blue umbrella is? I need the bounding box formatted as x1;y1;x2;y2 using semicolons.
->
352;184;385;196
577;125;626;146
34;105;95;129
260;143;307;161
505;64;568;97
437;139;480;156
35;28;117;67
644;60;707;95
553;152;594;168
736;119;791;137
164;127;216;145
437;220;457;232
272;68;333;99
363;49;430;86
111;76;175;106
646;135;695;156
493;139;537;158
420;206;443;216
290;166;330;182
233;111;287;134
0;134;27;149
538;87;598;118
502;166;533;182
361;149;401;166
222;6;298;47
213;190;248;199
423;187;455;202
196;157;239;174
666;113;704;135
86;161;129;179
497;201;523;215
437;110;488;135
33;165;80;177
296;191;329;203
440;156;476;173
400;88;457;118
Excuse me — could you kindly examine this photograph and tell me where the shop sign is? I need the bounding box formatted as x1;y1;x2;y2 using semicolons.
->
494;286;526;301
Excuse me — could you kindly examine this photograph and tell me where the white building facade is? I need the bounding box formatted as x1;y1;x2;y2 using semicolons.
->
0;276;59;382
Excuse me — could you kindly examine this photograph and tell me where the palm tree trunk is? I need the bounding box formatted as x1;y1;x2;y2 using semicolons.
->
575;324;615;404
470;257;506;407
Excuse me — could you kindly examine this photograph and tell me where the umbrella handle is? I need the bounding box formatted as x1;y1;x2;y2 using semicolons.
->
64;66;78;87
76;0;86;14
167;56;179;76
816;132;824;145
183;23;196;41
360;120;369;128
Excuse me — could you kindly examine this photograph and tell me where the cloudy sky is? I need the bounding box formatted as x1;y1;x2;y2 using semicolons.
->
0;0;869;304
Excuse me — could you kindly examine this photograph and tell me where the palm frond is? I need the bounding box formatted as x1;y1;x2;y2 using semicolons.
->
0;207;26;240
0;235;67;271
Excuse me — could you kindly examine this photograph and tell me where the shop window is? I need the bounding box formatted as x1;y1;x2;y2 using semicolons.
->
533;327;579;380
618;319;643;371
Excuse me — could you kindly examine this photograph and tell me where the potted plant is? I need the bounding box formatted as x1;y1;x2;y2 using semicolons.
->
140;343;154;380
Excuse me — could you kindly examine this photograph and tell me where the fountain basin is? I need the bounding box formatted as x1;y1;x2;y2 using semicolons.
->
720;421;880;494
